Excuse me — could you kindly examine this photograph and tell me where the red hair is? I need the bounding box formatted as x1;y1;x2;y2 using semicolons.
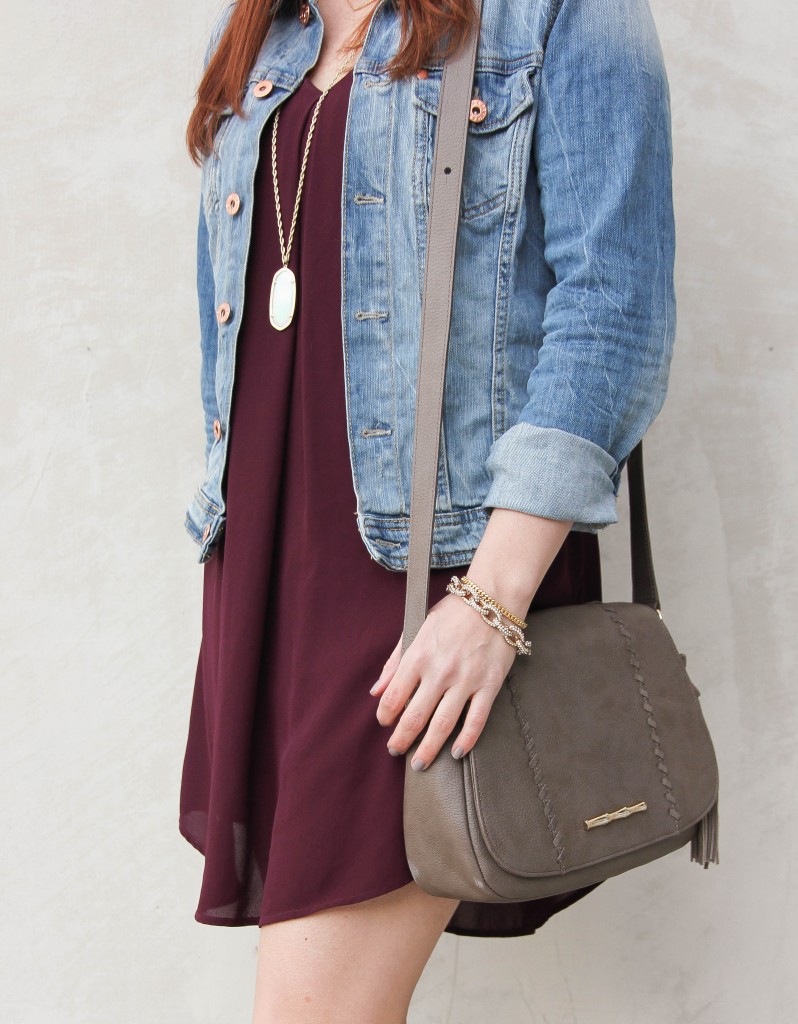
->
186;0;477;165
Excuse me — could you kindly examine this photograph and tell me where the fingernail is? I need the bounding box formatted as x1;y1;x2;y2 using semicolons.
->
387;746;400;756
452;746;464;759
411;756;426;772
369;681;381;694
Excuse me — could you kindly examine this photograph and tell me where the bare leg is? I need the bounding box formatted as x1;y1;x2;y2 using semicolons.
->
251;880;460;1023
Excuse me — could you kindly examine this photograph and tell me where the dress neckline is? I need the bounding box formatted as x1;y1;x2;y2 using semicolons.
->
303;67;353;96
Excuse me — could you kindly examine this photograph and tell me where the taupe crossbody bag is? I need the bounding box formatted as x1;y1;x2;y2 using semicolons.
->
401;0;719;902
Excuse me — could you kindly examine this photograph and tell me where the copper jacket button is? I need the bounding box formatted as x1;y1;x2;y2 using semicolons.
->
253;79;273;98
299;3;310;25
202;523;211;541
216;302;231;324
213;419;222;440
469;98;488;123
225;192;241;215
416;68;429;79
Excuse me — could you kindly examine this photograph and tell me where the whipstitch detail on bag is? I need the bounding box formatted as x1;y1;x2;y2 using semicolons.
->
601;607;682;826
507;679;567;872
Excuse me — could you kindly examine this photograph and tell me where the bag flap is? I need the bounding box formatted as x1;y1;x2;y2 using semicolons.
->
467;602;719;878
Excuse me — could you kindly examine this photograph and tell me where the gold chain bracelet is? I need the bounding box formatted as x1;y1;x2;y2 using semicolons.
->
460;575;528;628
445;576;532;657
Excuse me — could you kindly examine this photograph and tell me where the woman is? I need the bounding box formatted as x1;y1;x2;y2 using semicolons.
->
179;0;675;1019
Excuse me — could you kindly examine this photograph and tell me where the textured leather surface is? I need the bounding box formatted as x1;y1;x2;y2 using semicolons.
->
405;602;718;901
475;603;717;877
401;0;719;901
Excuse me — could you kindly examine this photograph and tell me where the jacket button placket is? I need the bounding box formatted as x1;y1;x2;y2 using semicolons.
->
210;61;285;561
341;67;405;522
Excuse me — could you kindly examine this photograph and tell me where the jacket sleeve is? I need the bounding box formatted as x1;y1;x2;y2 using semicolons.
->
480;0;677;531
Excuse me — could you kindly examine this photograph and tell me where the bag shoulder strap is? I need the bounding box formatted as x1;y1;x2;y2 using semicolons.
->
401;1;659;653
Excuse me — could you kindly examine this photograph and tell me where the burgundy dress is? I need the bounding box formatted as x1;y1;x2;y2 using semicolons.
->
179;68;604;936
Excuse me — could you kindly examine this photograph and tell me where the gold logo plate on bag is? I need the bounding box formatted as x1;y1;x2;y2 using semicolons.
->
584;801;648;830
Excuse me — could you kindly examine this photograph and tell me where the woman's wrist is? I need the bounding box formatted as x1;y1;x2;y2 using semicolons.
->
463;507;573;622
445;576;533;655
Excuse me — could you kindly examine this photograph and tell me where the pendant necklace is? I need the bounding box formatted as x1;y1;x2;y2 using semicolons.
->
268;51;357;331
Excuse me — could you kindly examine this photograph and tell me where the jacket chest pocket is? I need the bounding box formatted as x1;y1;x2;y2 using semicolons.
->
412;62;537;222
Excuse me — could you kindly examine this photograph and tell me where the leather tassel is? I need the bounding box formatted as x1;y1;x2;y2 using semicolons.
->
690;797;719;868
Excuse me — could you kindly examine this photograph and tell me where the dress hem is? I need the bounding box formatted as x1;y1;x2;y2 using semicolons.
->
180;815;418;928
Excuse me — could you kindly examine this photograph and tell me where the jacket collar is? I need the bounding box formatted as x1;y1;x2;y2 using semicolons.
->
251;0;400;89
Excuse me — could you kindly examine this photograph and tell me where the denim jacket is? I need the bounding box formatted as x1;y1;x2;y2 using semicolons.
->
184;0;676;568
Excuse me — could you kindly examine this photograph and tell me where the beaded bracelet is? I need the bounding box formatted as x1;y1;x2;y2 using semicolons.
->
445;575;532;656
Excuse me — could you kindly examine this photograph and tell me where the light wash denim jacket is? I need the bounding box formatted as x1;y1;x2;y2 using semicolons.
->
184;0;676;568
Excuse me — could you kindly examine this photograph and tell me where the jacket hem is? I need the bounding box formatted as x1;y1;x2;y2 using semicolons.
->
184;487;225;564
357;505;490;571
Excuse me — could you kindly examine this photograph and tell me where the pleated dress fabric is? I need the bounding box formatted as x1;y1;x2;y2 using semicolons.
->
178;67;605;936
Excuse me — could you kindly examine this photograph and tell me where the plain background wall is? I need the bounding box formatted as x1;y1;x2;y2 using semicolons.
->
2;0;796;1021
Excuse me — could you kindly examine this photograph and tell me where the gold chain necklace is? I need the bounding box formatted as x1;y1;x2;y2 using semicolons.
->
268;51;357;331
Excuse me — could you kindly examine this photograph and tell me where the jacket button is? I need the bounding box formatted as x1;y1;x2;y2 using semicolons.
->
225;192;241;215
216;302;231;324
469;97;487;123
416;69;429;79
202;523;211;541
213;419;222;440
299;3;311;25
253;79;273;98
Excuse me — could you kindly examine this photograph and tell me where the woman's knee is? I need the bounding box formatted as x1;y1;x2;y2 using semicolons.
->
251;881;460;1024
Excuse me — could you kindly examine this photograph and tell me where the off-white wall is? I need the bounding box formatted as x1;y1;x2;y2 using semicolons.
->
1;1;795;1021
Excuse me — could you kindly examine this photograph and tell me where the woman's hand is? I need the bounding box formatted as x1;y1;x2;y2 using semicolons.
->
369;507;574;769
369;591;518;770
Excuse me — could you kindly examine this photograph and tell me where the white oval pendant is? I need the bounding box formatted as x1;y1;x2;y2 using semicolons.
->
269;266;296;330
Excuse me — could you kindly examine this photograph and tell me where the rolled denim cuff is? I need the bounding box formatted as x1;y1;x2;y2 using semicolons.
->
480;423;619;532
